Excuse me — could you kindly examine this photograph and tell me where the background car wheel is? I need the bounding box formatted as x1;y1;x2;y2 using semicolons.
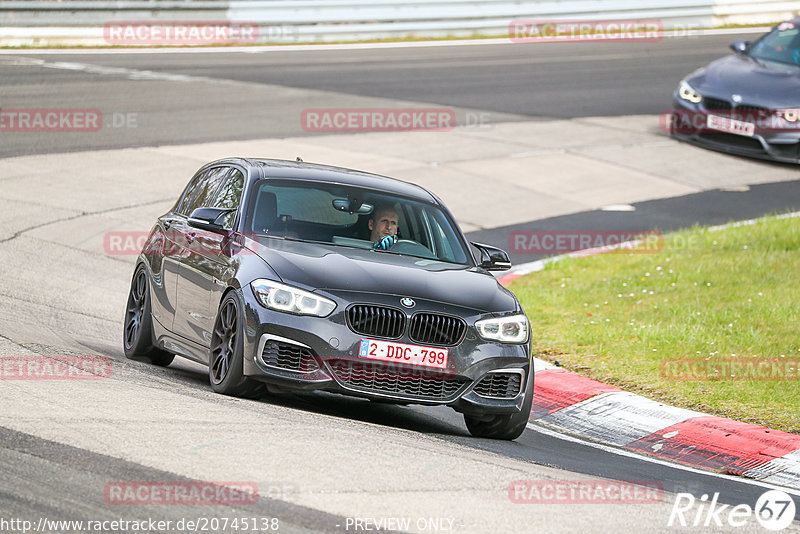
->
209;293;265;399
464;371;534;440
123;264;175;367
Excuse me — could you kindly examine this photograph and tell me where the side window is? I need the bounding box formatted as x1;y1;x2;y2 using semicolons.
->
177;170;208;215
184;167;230;216
424;208;467;264
211;169;245;230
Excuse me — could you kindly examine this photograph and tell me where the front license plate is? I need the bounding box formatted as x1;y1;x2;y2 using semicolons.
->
707;114;755;137
358;338;448;369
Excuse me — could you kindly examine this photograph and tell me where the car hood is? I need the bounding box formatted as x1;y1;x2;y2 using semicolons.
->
687;54;800;108
244;237;519;313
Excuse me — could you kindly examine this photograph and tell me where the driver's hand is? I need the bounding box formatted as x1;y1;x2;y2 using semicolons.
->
373;235;397;250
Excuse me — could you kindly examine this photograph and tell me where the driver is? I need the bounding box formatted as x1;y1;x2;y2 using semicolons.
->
368;204;399;250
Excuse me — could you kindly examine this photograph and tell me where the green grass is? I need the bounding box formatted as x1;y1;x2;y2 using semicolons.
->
511;214;800;434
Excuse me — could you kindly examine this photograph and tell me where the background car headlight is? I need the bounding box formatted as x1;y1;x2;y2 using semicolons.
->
251;279;336;317
778;109;800;122
678;80;703;104
475;314;529;344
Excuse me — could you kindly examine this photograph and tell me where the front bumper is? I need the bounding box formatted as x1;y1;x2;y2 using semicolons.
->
670;97;800;164
238;287;531;416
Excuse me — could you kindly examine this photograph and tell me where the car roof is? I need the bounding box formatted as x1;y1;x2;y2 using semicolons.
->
209;157;439;204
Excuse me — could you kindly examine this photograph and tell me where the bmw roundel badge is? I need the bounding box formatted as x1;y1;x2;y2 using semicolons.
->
400;297;415;308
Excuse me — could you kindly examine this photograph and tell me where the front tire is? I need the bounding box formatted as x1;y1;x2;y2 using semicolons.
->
123;264;175;367
464;370;534;440
209;292;264;399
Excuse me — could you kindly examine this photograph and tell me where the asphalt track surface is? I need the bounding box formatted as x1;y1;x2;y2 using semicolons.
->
473;179;800;265
0;33;756;157
2;33;800;533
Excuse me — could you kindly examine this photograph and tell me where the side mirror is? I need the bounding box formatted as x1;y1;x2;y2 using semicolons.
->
471;242;512;271
188;207;235;234
730;39;751;54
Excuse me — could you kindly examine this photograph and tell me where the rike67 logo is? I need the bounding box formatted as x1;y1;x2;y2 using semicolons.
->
668;489;796;531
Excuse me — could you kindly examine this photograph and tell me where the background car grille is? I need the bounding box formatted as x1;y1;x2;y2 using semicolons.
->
736;104;771;117
473;372;522;399
408;313;466;346
328;360;466;400
703;98;771;118
261;340;319;373
347;305;405;338
703;97;731;110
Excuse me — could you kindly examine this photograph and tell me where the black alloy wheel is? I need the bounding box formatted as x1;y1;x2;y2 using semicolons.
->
123;264;174;366
209;292;265;398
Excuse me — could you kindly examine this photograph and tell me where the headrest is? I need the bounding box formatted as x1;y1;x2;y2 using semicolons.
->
252;191;277;233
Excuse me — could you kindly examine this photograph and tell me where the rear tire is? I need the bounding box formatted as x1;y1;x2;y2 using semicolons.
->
464;370;533;440
208;292;265;399
123;264;175;367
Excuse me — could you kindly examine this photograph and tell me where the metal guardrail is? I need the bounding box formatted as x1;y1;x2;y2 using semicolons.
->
0;0;797;46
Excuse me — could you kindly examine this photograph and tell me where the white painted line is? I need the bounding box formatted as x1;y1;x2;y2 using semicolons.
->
528;421;800;497
600;204;636;212
706;210;800;233
532;358;559;372
538;391;704;447
2;56;250;87
742;450;800;486
0;26;772;54
762;468;800;490
718;185;750;192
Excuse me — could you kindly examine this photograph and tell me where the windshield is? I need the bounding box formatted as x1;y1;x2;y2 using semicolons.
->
748;22;800;66
244;179;471;265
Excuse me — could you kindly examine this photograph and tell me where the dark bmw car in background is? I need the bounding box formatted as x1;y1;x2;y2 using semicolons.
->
671;18;800;163
123;158;533;440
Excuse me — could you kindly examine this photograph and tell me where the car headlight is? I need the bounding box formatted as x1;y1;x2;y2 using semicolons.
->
678;80;703;104
475;314;529;344
251;279;336;317
777;109;800;122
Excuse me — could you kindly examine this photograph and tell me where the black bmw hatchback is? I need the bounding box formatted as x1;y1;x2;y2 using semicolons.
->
671;19;800;163
123;158;533;440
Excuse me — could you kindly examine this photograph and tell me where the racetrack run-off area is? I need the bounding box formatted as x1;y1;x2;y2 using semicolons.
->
1;34;800;533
